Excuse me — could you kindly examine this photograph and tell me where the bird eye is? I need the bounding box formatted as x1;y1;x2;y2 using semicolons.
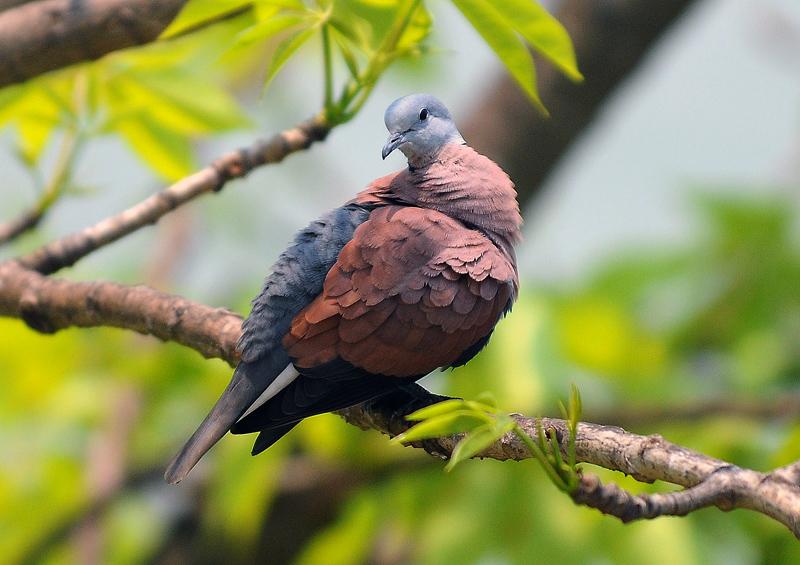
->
418;108;429;121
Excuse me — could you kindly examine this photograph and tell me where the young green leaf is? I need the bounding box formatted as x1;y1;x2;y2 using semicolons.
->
491;0;582;82
161;0;253;39
115;115;195;181
405;399;467;421
118;72;250;133
234;14;308;47
451;0;547;115
446;417;515;470
392;410;491;444
264;27;319;87
395;2;432;52
472;391;498;408
329;22;362;79
16;117;55;165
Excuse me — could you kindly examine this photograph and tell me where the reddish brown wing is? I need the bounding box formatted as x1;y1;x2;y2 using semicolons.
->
283;205;517;377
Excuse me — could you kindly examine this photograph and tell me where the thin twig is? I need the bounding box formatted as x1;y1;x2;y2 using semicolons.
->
0;126;82;246
17;115;329;274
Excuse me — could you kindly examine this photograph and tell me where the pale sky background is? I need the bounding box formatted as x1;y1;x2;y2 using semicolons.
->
1;0;798;303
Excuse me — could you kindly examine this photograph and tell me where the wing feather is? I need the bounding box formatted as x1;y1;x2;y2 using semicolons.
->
284;205;517;377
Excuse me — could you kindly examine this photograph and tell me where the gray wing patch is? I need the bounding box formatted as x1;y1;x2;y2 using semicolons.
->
237;203;373;366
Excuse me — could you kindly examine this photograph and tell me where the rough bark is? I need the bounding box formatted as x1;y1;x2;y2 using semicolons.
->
0;261;242;363
0;0;187;88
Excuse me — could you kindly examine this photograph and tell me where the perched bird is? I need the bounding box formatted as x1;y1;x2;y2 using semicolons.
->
165;94;522;484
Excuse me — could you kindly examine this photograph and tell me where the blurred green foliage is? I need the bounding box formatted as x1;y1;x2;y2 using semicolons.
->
0;0;798;563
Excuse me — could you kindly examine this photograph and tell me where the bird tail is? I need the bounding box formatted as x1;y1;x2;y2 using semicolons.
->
164;361;266;484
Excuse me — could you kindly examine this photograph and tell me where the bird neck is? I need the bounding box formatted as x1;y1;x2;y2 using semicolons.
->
405;144;522;247
354;144;523;255
403;136;466;170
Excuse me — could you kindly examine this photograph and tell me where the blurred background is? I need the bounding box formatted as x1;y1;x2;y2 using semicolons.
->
1;0;800;563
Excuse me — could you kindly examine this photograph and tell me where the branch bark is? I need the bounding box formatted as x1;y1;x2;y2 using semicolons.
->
0;261;242;363
17;116;329;275
0;261;797;537
341;387;800;537
0;0;187;89
0;0;37;11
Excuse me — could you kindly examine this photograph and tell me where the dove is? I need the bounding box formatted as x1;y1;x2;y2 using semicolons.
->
165;94;522;484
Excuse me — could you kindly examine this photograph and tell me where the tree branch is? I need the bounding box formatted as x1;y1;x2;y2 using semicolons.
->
340;388;800;537
17;116;329;275
0;264;797;536
0;208;46;245
0;0;187;89
0;124;82;246
0;261;242;363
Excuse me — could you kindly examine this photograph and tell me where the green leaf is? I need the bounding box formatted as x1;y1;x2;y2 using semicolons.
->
472;391;497;406
264;26;318;87
446;417;516;470
115;115;195;181
393;410;490;444
259;0;306;12
129;72;250;131
161;0;253;38
491;0;582;82
16;116;55;165
329;22;362;79
234;13;307;47
104;73;248;135
451;0;546;114
396;2;432;52
405;399;467;421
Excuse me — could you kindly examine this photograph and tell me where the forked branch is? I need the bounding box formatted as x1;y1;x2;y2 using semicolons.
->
17;116;329;275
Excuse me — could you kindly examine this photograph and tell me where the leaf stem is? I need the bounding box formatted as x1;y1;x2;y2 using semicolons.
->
513;424;569;491
321;23;334;115
37;127;82;213
333;0;422;122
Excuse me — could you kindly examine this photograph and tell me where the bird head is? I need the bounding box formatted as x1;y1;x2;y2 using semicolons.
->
382;94;465;166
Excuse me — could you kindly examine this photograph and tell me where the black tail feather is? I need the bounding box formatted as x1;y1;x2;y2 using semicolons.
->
164;358;278;484
251;422;300;455
232;365;417;456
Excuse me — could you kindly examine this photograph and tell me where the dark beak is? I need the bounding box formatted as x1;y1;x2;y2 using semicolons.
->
382;133;405;160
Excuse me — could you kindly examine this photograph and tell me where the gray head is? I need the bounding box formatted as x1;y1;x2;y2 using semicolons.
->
381;94;465;166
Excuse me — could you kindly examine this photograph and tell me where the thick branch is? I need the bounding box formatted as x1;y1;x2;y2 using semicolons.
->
0;261;242;363
0;262;797;536
18;116;329;274
0;0;187;89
